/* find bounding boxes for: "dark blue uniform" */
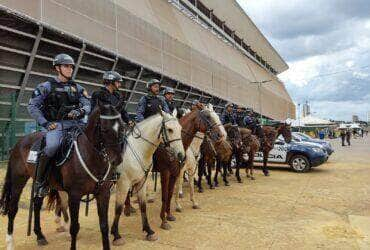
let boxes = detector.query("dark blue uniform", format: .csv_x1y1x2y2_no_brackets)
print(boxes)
136,94,170,122
28,77,90,157
220,111,236,125
91,87,131,123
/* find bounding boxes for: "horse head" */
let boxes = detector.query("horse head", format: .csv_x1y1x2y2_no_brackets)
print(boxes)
277,122,292,143
160,110,186,163
224,124,243,150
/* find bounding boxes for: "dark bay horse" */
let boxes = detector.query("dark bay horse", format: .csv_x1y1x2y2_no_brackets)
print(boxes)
260,123,292,176
236,128,260,181
214,124,245,186
0,104,124,250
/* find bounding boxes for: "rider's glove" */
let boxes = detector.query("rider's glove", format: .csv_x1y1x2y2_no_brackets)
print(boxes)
68,109,84,119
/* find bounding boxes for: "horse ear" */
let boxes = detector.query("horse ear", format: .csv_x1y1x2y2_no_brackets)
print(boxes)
172,108,178,118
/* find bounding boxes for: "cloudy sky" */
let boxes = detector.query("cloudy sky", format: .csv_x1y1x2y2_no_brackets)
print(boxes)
237,0,370,121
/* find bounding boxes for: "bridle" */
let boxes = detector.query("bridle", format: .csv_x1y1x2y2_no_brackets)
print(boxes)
74,112,124,185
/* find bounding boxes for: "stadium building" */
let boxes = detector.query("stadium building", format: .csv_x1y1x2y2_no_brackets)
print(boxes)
0,0,295,159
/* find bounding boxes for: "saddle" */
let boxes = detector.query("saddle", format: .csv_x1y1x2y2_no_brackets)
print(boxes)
27,127,83,166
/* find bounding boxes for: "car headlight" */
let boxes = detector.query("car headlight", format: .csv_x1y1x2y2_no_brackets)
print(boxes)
312,147,323,153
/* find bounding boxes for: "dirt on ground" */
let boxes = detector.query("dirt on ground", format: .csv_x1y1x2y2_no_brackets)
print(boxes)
1,136,370,249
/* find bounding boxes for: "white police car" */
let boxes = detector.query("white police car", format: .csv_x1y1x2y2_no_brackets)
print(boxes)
254,137,328,173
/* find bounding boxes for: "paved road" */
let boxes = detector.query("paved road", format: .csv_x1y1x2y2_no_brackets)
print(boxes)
1,136,369,249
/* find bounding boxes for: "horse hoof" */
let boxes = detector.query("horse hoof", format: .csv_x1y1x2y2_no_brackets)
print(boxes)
214,183,219,187
123,207,131,217
175,207,183,213
179,193,184,199
237,179,243,183
192,204,200,209
56,226,67,233
147,198,155,203
160,222,171,230
198,188,204,193
112,237,125,246
146,233,158,241
166,215,176,221
263,172,270,176
251,176,256,180
37,238,48,246
210,186,215,189
225,182,230,186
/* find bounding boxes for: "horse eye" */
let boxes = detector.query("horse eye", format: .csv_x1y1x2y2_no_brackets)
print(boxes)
168,128,173,133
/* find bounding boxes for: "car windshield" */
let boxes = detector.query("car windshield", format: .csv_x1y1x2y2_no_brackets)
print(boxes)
296,132,311,140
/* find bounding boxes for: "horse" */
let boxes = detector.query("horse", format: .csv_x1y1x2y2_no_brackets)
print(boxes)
0,104,125,250
197,135,217,192
236,128,260,181
260,123,292,176
110,110,186,245
214,124,245,186
174,105,231,213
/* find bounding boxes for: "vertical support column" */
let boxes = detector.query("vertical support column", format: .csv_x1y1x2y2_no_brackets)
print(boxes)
16,25,43,108
181,87,192,108
72,42,86,80
125,67,143,109
111,56,119,71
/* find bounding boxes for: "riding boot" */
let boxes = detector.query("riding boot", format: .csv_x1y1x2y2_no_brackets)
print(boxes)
35,154,50,198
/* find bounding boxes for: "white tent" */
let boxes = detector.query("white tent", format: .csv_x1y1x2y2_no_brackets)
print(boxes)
286,115,334,127
349,123,361,129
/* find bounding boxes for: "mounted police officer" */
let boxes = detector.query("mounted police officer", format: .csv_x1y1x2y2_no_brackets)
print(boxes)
235,105,246,127
91,71,133,126
244,108,265,143
162,87,176,113
28,53,90,197
136,79,170,122
220,103,236,125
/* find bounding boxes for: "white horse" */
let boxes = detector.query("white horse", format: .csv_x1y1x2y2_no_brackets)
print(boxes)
110,110,185,245
175,104,226,212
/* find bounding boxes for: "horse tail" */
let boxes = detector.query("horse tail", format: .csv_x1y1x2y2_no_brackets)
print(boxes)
47,189,60,211
0,161,12,216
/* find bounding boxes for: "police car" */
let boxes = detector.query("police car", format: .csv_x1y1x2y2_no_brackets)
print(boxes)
292,132,334,155
254,137,328,173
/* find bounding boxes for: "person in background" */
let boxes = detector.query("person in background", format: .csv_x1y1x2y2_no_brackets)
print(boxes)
220,103,236,125
346,129,351,146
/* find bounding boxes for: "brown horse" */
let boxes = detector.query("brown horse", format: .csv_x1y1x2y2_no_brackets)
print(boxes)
0,104,124,250
237,128,260,181
260,123,292,176
214,124,245,186
125,104,231,230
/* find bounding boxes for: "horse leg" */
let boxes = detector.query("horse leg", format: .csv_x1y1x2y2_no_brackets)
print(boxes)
123,192,132,217
56,191,69,233
33,196,48,245
249,152,256,180
197,157,204,193
160,170,171,230
222,161,230,186
235,155,242,183
178,168,185,199
166,173,177,220
214,161,220,187
111,178,129,246
95,190,110,250
189,170,200,209
137,182,157,241
68,195,81,250
175,168,184,213
207,162,214,189
4,176,28,250
262,152,270,176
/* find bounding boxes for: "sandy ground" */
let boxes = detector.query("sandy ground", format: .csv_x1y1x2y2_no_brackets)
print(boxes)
1,136,370,249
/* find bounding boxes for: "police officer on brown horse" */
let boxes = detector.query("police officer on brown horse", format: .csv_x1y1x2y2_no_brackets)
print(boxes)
27,53,90,197
136,79,170,121
91,70,133,126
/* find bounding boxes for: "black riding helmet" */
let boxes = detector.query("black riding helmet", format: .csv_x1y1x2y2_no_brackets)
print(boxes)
163,86,175,95
103,71,123,84
53,53,75,67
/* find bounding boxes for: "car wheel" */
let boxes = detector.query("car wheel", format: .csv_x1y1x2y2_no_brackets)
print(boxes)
289,155,310,173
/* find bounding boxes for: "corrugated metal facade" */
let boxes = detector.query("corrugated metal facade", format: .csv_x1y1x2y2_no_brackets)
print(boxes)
0,0,295,120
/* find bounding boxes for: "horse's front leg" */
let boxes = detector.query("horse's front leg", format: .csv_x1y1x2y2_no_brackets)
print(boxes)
235,154,242,183
175,168,184,212
189,168,200,209
214,160,220,187
55,191,69,232
111,178,129,246
68,194,82,250
248,152,256,180
207,161,214,189
166,173,178,220
197,157,205,193
262,151,270,176
95,189,111,250
160,170,171,230
137,182,158,241
222,161,230,186
34,196,48,246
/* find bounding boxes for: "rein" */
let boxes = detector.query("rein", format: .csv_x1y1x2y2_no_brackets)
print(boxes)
73,113,123,185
